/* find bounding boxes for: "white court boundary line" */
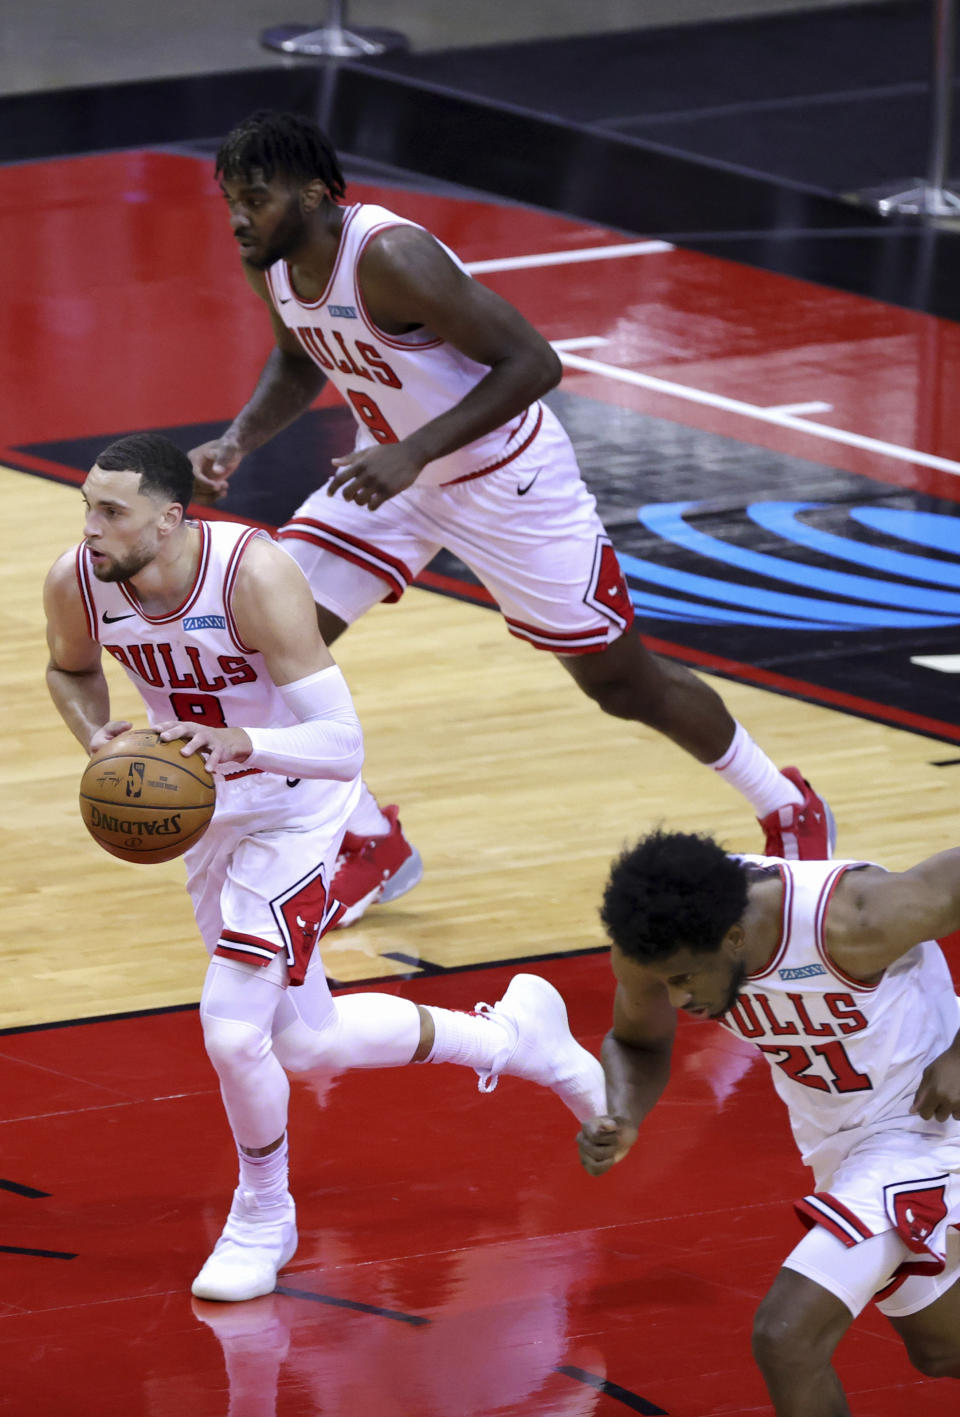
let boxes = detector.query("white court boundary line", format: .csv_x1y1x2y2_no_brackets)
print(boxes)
767,401,833,417
466,240,673,274
550,339,960,479
911,655,960,672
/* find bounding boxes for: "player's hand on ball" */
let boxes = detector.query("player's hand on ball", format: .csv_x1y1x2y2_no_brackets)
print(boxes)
576,1116,639,1176
88,720,134,755
80,729,216,863
157,721,253,773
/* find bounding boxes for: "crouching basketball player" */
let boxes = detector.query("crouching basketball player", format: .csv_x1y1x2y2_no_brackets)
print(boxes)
578,830,960,1415
43,432,605,1303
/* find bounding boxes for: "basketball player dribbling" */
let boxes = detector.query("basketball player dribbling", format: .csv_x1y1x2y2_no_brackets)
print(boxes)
190,109,835,929
43,431,607,1302
580,829,960,1415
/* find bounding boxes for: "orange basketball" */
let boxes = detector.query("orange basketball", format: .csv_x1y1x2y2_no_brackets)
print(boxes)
79,729,216,864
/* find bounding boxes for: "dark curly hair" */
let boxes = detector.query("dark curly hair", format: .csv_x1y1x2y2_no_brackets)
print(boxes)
94,433,194,508
601,830,748,963
216,110,346,199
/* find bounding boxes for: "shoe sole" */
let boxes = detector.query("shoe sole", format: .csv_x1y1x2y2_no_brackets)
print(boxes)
378,846,424,904
190,1228,298,1302
780,766,837,859
333,884,383,929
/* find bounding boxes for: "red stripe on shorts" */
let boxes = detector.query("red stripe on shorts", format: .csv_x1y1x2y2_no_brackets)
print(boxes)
279,519,413,603
216,930,281,969
505,616,613,654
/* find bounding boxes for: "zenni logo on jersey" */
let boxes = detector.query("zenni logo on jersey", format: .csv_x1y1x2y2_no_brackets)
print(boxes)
327,304,357,319
183,615,227,631
778,963,828,981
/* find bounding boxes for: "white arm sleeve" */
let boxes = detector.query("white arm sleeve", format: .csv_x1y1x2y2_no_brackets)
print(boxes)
243,665,363,780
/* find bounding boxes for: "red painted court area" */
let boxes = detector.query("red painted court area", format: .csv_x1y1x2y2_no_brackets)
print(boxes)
1,955,957,1417
3,149,960,503
0,151,621,449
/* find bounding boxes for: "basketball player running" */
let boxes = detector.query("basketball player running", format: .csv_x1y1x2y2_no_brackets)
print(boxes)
43,432,606,1303
578,829,960,1415
190,109,834,927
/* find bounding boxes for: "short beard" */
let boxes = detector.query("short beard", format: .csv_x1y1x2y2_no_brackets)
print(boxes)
713,960,749,1019
244,202,310,270
239,248,274,272
91,545,154,583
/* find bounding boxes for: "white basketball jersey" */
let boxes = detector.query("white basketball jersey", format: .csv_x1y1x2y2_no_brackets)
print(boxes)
718,857,960,1181
75,521,298,735
264,203,543,487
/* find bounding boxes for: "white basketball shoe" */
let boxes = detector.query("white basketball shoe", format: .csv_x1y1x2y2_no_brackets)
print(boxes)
474,973,606,1122
191,1188,298,1302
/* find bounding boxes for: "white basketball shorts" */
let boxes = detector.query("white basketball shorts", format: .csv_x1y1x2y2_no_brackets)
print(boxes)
183,768,360,984
787,1128,960,1318
278,403,634,655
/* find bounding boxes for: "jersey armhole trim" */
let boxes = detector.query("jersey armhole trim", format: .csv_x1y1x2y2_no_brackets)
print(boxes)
223,525,264,654
74,544,98,641
354,220,445,351
748,864,793,980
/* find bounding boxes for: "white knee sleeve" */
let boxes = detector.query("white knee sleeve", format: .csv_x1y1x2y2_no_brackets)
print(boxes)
271,960,421,1073
200,957,290,1149
201,1012,273,1081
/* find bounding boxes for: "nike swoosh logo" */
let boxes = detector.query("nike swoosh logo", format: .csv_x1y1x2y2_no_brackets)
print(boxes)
517,470,541,496
102,611,135,623
286,777,301,788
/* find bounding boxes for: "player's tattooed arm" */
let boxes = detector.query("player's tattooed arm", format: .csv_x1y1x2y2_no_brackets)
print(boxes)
189,266,326,501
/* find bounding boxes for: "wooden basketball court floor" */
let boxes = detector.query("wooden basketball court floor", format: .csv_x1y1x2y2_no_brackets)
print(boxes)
2,146,960,1415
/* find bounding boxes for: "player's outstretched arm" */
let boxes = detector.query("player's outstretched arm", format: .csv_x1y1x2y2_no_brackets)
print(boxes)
578,958,677,1177
43,551,130,753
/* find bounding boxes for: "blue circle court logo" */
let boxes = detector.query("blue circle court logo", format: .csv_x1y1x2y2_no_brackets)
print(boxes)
620,500,960,632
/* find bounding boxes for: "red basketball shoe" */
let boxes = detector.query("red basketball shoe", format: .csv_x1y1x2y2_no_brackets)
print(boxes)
331,804,423,927
758,767,836,860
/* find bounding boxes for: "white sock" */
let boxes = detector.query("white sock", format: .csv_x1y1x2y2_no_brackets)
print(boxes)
237,1134,290,1207
710,722,803,817
422,1005,513,1073
344,781,390,837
